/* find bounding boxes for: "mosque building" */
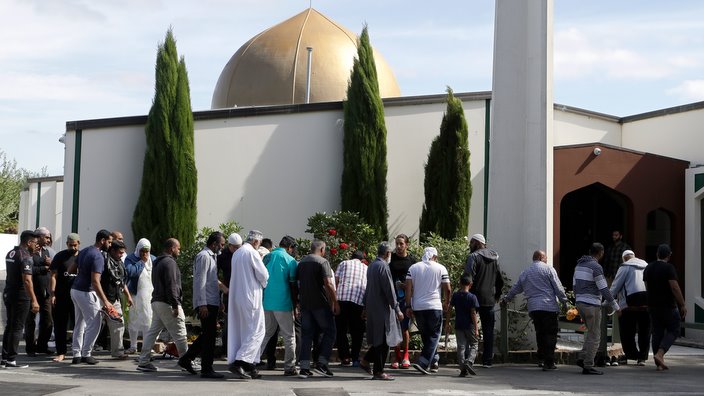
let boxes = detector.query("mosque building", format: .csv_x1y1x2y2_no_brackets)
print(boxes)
19,7,704,339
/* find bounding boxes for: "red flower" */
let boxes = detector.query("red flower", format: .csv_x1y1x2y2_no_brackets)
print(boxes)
330,248,338,255
328,229,337,236
339,242,349,250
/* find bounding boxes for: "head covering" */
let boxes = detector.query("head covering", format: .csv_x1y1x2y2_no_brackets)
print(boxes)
134,238,152,255
422,247,438,263
247,229,264,242
470,234,486,244
228,233,243,246
257,246,270,257
66,233,80,242
621,249,634,258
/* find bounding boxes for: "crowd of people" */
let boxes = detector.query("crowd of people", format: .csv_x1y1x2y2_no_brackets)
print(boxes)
1,227,687,381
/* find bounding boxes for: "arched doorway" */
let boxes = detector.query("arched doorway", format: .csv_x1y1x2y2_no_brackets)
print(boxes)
559,183,632,288
645,208,672,262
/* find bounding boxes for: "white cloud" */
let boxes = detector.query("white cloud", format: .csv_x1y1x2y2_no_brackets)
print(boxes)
666,80,704,102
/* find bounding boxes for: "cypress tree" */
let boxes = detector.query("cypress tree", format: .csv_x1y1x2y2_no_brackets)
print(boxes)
132,28,197,251
341,26,389,239
419,87,472,239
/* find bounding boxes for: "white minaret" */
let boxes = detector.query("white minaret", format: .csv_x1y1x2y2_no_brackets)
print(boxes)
487,0,554,283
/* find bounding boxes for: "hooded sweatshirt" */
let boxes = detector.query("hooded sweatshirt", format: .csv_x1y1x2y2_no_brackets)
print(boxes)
466,248,504,307
609,257,648,309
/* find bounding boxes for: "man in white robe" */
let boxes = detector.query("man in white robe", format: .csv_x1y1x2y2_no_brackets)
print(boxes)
227,230,269,379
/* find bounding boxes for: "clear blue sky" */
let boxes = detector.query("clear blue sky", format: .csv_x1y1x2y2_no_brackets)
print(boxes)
2,0,703,175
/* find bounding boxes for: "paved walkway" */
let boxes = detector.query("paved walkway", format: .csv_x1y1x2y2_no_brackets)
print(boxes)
1,346,703,396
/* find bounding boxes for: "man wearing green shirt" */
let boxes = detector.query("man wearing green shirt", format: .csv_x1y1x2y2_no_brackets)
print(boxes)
258,236,299,376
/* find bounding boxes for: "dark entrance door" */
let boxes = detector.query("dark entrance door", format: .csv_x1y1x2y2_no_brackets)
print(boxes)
559,183,631,289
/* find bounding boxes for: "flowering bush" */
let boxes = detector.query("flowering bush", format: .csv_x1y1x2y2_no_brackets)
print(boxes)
298,211,377,268
407,233,469,288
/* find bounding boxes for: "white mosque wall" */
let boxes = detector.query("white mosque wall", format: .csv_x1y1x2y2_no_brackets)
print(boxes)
18,177,64,252
62,98,489,248
622,107,704,165
685,167,704,339
553,108,621,147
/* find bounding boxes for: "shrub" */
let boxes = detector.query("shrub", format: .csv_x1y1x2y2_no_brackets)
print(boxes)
301,211,378,269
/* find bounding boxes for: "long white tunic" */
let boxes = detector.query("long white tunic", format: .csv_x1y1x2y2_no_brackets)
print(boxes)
227,243,269,364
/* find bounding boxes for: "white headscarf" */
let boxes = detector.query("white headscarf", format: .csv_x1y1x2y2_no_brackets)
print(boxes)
422,247,438,263
134,238,152,256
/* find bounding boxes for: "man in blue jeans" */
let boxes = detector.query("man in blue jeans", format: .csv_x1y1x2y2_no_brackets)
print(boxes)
296,240,339,378
405,247,451,374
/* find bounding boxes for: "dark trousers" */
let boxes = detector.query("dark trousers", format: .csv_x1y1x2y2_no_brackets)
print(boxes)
263,327,278,368
363,341,389,375
478,306,495,365
650,307,681,354
182,305,218,373
619,308,650,361
335,301,365,361
529,310,559,365
25,295,53,353
300,307,336,367
414,309,443,368
52,294,75,355
2,297,30,361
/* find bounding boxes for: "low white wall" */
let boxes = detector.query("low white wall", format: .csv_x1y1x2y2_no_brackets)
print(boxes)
0,233,18,271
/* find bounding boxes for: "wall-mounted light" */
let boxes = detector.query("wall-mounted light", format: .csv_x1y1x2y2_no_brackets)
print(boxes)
58,134,66,144
593,147,602,156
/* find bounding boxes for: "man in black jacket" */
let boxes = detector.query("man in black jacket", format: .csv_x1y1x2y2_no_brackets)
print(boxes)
136,239,196,373
25,227,55,356
464,234,504,368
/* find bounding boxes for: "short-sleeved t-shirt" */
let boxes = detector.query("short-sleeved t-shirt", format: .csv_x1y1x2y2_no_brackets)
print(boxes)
450,290,479,330
296,254,333,310
4,246,34,301
644,260,678,309
263,247,298,311
72,246,105,292
406,261,450,311
49,249,78,296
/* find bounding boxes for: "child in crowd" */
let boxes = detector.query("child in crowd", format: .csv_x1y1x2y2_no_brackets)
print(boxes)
447,275,479,377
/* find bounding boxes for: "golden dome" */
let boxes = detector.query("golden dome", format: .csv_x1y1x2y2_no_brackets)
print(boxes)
211,8,401,108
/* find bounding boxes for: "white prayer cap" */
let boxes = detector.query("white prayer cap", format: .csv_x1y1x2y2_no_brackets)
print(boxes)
35,227,51,236
470,234,486,244
622,249,635,258
247,230,264,242
228,233,243,246
422,247,438,263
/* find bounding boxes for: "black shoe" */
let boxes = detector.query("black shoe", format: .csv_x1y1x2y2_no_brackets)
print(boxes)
37,349,55,355
81,356,99,365
411,363,430,375
582,367,603,375
200,371,224,379
26,352,37,357
178,358,198,375
228,365,252,379
459,368,468,377
313,363,333,378
298,368,314,379
542,364,558,371
576,359,584,368
537,360,544,368
71,357,81,365
249,369,262,379
464,362,477,376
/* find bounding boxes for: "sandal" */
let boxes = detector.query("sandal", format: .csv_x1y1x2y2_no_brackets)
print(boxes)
372,373,395,381
359,361,373,375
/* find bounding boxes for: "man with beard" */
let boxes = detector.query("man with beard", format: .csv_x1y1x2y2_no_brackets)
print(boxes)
49,233,81,362
465,234,504,368
360,242,403,380
70,229,114,365
25,227,55,357
180,232,226,379
217,233,242,354
228,230,269,379
100,240,132,359
388,234,416,369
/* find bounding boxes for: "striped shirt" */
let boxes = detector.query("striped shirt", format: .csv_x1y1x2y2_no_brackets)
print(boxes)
573,255,618,309
505,261,567,313
335,258,368,306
